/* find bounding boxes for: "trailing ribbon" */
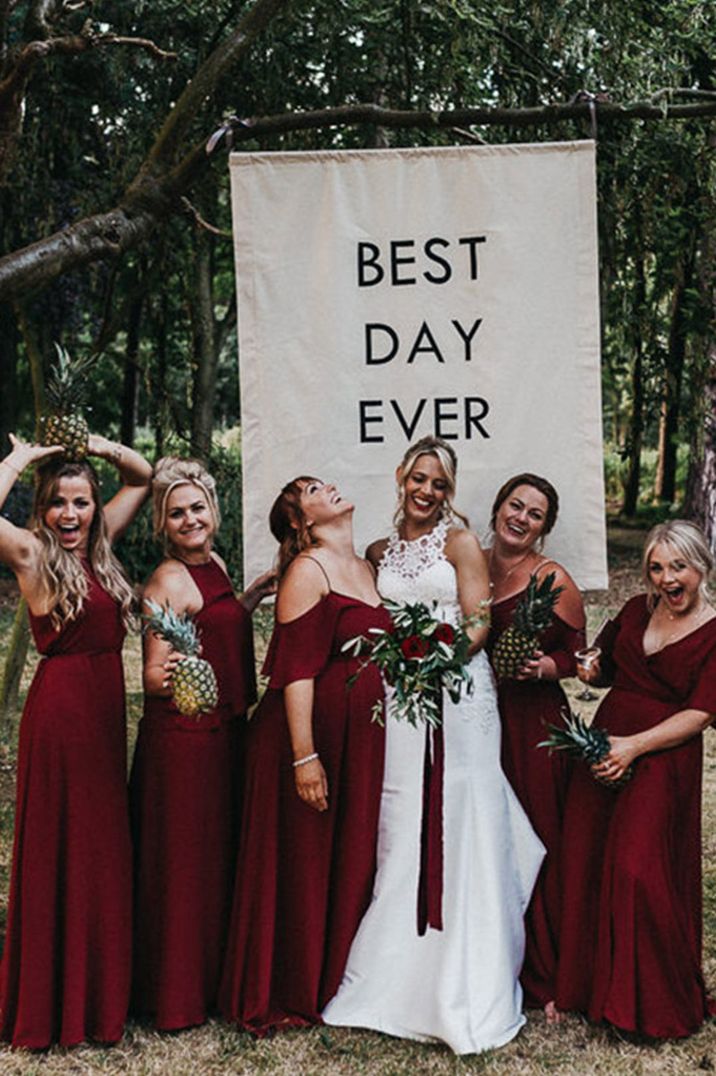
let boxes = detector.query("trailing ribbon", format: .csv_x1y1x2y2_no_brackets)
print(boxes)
417,692,444,935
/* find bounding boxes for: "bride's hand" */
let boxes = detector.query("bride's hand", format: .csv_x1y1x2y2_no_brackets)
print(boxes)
294,758,329,812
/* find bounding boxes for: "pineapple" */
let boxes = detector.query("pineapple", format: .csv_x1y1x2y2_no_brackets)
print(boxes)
538,709,632,789
492,571,565,679
41,343,94,460
144,598,219,718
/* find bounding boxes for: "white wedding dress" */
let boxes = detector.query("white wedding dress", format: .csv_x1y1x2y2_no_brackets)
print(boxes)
323,520,545,1054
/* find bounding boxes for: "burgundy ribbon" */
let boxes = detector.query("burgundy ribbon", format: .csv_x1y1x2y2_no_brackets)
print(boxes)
417,694,444,936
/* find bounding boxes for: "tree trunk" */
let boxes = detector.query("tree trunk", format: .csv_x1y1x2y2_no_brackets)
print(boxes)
189,229,217,461
654,247,694,503
120,287,144,447
0,301,18,452
622,232,646,517
0,599,29,724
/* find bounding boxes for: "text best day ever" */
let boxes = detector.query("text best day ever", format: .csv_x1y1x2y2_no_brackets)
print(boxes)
355,235,491,445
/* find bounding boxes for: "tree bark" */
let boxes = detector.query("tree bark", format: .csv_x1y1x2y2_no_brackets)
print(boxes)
189,229,218,461
0,300,18,452
120,287,144,448
622,246,646,517
0,598,29,725
654,245,695,503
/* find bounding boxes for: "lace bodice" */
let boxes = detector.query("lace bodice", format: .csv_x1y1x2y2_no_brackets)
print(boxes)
378,519,462,623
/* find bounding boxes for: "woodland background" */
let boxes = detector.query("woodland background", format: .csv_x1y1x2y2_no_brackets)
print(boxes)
0,2,715,1071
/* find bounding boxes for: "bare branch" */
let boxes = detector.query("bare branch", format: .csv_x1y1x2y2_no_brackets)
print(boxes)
24,0,62,41
0,32,176,109
181,197,233,239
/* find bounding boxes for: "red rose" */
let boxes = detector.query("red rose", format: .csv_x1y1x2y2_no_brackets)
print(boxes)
401,634,429,659
434,623,455,645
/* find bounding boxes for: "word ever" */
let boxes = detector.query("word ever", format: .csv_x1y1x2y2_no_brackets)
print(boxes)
359,397,490,443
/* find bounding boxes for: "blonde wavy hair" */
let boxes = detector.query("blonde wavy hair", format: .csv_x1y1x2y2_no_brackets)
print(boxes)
394,436,469,530
642,519,714,611
152,457,220,552
32,461,136,631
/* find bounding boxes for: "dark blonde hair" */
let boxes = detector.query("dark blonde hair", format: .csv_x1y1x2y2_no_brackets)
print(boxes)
152,457,220,550
32,460,136,630
642,519,714,611
269,476,320,577
395,436,469,529
490,473,559,538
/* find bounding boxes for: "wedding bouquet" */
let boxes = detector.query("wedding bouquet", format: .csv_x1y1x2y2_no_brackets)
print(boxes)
342,599,482,728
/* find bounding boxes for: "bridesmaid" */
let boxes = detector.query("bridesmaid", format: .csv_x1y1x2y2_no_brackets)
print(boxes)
555,519,716,1038
130,457,274,1030
0,433,151,1049
486,473,585,1018
219,475,390,1033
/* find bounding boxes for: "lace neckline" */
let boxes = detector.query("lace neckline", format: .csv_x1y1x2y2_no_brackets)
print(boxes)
381,518,450,579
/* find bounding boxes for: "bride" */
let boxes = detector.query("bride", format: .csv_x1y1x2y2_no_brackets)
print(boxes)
323,436,545,1054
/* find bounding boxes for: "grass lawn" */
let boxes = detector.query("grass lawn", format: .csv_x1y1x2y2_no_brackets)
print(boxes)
0,526,714,1074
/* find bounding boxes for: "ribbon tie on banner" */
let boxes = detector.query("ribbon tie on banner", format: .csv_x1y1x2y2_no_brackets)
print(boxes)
417,694,444,936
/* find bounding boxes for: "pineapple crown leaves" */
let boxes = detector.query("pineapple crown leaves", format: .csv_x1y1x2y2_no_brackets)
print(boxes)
513,571,566,635
45,343,96,412
143,597,201,657
537,707,610,762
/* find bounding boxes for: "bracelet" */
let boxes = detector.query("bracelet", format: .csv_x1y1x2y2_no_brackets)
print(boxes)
292,752,319,768
1,459,21,478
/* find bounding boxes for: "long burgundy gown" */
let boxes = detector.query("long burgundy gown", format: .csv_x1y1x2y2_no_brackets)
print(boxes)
0,571,132,1048
555,595,716,1038
219,591,389,1033
488,596,584,1008
130,558,256,1030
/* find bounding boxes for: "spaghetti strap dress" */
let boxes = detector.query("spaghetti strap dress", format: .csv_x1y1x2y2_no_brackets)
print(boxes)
130,557,256,1030
219,588,390,1034
0,570,132,1049
488,592,584,1008
555,595,716,1038
323,521,545,1054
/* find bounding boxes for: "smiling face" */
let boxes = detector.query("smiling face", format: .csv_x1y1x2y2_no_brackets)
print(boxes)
494,483,549,554
400,453,448,531
164,482,216,557
43,475,97,555
647,541,704,617
299,478,353,527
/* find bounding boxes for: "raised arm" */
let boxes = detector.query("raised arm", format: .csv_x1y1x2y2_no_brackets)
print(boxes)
446,528,491,654
277,557,330,812
88,435,153,543
0,434,62,579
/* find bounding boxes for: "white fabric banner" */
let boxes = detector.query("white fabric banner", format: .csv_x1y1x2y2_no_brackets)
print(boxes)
230,142,608,589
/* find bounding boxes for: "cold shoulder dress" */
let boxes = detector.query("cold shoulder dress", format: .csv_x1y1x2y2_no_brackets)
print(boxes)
0,570,132,1048
219,589,390,1033
130,557,256,1029
555,595,716,1038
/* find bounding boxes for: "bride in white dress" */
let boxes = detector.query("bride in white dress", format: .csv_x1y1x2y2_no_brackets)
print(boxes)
323,437,545,1055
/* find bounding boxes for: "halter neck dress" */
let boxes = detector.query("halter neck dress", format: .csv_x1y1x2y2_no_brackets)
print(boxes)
130,557,256,1029
0,569,131,1048
323,520,545,1054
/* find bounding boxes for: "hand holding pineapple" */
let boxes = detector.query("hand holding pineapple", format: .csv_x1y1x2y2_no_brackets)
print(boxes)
2,433,64,478
143,597,219,718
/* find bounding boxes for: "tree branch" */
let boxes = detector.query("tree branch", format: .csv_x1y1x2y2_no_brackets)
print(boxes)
0,31,176,108
3,17,716,307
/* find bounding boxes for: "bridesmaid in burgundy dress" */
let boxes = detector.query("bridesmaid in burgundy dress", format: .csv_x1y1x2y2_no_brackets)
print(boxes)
486,473,585,1019
130,457,274,1030
555,519,716,1039
0,433,152,1049
219,475,389,1033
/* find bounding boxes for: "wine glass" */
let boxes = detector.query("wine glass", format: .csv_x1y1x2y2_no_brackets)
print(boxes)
574,646,601,702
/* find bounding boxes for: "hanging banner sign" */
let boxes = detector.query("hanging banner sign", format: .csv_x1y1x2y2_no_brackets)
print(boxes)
230,141,608,588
